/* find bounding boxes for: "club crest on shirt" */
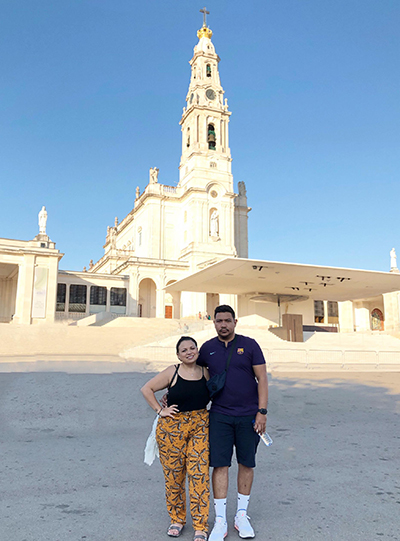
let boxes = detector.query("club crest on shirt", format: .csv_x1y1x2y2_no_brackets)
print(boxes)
237,348,244,355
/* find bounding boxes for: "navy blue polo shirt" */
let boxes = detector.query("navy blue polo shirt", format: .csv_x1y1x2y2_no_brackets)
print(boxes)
198,334,266,416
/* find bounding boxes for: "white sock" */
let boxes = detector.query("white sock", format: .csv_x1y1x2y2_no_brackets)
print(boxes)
237,492,250,514
214,498,227,522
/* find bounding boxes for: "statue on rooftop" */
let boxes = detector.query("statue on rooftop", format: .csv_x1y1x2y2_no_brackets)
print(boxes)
149,167,159,184
38,206,47,235
390,248,398,270
238,181,247,196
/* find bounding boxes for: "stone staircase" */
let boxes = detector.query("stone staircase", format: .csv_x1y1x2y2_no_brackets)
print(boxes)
1,318,399,372
0,318,209,358
120,325,400,372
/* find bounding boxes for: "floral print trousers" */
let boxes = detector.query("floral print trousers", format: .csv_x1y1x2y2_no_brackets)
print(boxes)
156,409,209,532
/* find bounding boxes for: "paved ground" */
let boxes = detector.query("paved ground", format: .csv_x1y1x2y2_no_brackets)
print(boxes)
1,368,399,541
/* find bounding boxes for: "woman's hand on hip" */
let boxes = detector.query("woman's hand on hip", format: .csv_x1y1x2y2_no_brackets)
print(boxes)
160,404,179,419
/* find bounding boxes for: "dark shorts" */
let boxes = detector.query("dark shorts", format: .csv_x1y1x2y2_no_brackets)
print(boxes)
209,412,260,468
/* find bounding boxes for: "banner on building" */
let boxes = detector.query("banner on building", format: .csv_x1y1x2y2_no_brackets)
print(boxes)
32,267,48,318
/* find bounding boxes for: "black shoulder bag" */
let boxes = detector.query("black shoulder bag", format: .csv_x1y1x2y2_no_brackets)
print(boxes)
206,336,237,400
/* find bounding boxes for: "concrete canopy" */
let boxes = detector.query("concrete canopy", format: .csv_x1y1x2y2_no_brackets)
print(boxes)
165,258,400,302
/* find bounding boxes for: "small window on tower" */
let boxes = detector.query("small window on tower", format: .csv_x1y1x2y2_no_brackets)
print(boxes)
206,64,212,78
208,124,216,150
187,127,190,148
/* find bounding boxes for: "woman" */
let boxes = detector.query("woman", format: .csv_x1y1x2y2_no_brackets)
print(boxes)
141,336,210,541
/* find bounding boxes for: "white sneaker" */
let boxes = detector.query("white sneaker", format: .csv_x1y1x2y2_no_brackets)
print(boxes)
234,511,255,538
209,516,228,541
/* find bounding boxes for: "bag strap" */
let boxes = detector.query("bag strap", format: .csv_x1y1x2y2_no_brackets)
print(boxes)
168,364,179,390
224,336,237,373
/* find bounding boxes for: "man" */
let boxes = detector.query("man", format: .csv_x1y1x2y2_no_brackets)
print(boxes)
198,305,268,540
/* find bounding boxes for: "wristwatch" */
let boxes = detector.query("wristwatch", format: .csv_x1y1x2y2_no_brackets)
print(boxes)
258,408,268,415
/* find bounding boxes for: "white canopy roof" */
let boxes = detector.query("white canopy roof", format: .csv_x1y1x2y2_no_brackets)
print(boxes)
166,258,400,302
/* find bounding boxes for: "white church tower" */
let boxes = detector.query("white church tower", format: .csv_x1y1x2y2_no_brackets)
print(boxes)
90,11,250,318
178,10,249,266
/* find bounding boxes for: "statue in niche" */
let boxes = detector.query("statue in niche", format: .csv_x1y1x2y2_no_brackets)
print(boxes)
38,206,48,235
238,181,247,196
390,248,397,269
210,210,219,237
149,167,159,184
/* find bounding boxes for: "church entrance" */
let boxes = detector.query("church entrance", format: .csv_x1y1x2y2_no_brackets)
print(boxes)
166,281,180,319
371,308,384,331
138,278,156,318
0,263,19,323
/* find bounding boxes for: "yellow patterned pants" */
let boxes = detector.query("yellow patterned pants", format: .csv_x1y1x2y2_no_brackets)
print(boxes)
156,409,209,532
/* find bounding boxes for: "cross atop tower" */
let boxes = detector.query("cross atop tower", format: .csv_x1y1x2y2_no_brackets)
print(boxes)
200,7,209,27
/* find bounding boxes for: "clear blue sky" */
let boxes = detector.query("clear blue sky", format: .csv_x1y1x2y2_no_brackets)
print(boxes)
1,1,399,272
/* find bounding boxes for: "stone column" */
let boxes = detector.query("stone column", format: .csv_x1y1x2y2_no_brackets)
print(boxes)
105,285,111,313
383,292,400,332
127,271,138,316
155,274,166,318
353,303,370,332
219,294,238,316
14,254,35,324
338,301,354,333
45,257,59,323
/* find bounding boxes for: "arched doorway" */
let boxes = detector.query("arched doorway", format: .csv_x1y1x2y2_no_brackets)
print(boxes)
371,308,384,331
138,278,157,318
166,280,180,319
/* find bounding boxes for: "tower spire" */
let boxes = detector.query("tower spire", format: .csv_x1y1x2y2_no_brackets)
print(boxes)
200,7,210,27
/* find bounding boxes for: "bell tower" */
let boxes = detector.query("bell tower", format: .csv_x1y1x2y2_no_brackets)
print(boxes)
178,10,233,192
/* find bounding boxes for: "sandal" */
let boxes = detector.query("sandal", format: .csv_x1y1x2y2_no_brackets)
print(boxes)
193,533,207,541
167,524,184,537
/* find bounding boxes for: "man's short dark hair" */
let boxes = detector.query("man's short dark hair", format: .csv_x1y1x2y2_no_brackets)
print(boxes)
214,305,236,320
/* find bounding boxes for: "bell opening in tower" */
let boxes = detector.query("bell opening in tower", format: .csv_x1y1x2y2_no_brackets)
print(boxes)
208,124,216,150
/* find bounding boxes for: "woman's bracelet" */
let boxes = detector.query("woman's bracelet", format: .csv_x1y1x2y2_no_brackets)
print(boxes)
157,407,163,416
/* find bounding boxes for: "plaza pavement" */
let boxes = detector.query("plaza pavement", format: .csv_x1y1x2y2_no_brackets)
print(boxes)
0,364,399,541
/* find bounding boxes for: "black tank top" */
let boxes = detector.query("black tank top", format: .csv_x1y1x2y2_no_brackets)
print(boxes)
167,366,209,412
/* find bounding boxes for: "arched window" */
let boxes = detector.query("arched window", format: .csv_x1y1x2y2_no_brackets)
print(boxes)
208,124,216,150
187,127,190,148
371,308,384,331
206,64,212,78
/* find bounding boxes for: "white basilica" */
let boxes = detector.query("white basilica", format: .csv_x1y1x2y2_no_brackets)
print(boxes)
82,20,249,320
1,16,400,335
